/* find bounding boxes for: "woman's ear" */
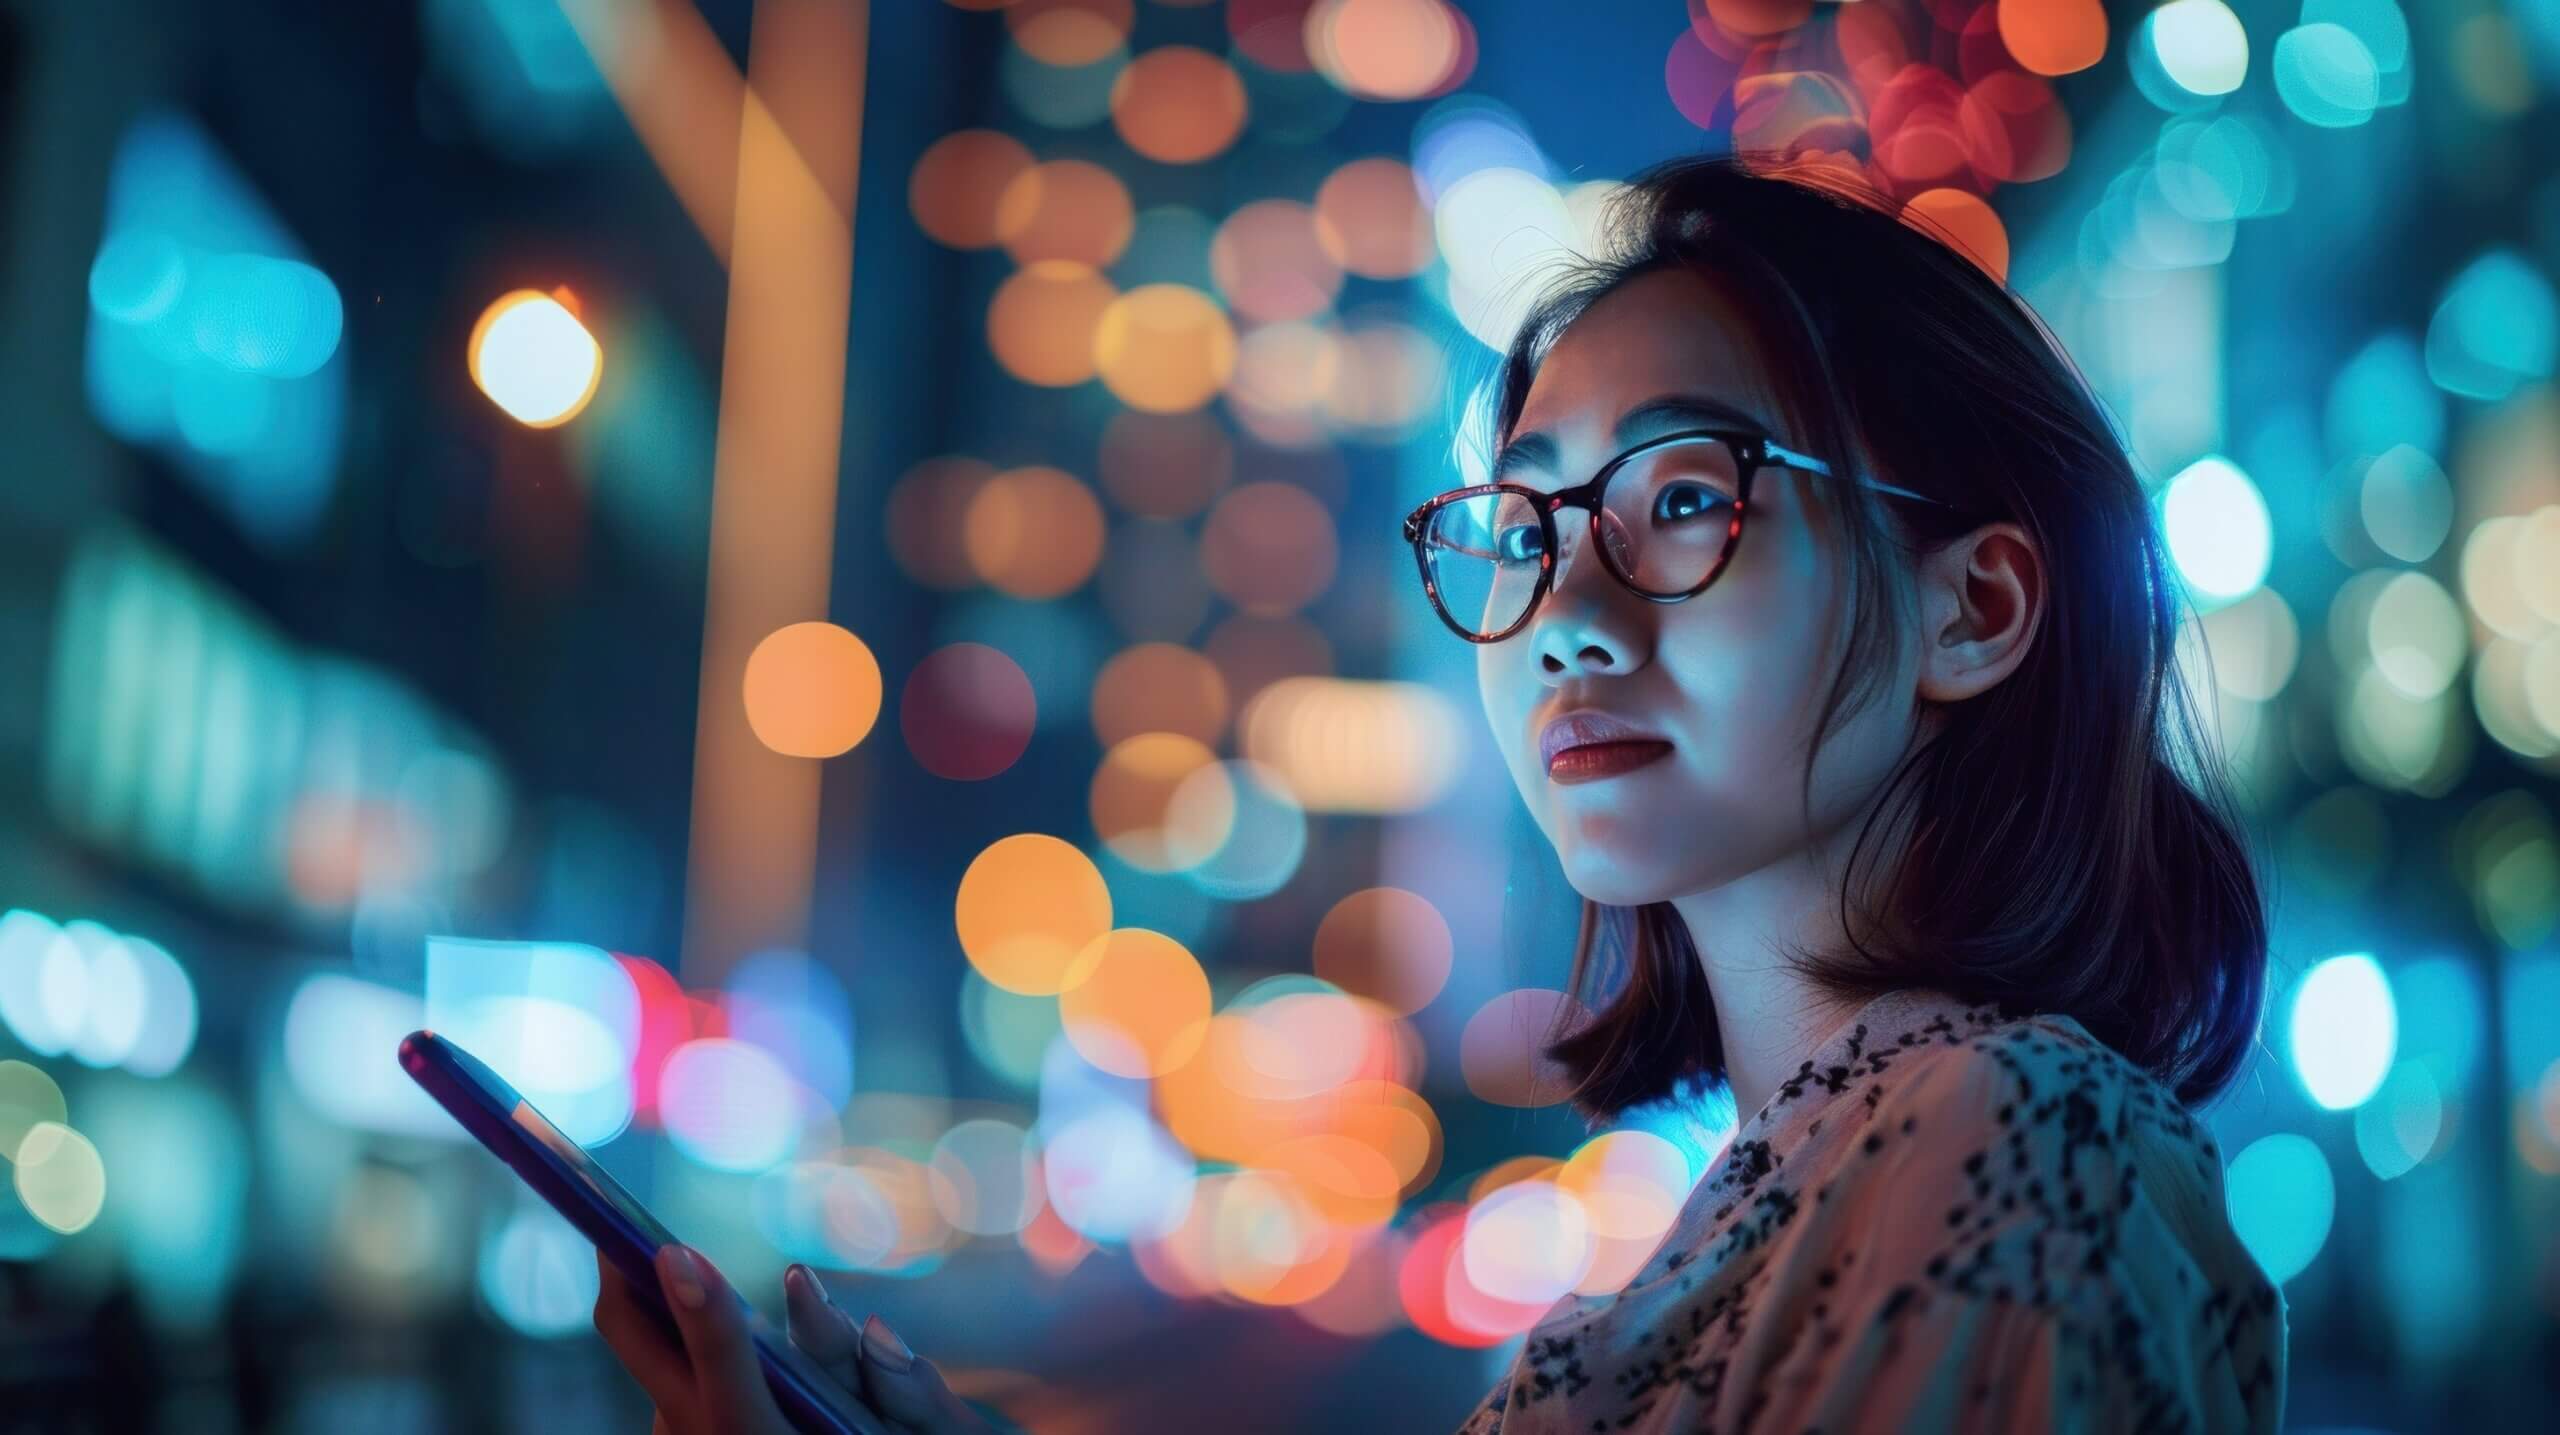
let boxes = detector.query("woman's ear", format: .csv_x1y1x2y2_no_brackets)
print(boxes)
1913,521,2044,704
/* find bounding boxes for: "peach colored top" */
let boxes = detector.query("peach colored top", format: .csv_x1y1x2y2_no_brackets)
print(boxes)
1458,987,2287,1434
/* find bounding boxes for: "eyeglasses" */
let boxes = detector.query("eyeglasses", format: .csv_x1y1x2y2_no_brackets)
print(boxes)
1401,426,1947,643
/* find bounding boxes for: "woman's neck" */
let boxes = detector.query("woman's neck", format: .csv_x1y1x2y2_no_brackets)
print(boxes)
1667,826,1889,1127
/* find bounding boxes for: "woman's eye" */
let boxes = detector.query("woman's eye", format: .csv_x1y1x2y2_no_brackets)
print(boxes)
1494,524,1544,562
1653,482,1729,524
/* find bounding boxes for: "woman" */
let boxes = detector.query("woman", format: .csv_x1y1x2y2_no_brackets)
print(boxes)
592,150,2289,1433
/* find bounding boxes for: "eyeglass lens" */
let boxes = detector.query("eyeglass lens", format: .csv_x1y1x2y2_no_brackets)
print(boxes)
1419,435,1744,638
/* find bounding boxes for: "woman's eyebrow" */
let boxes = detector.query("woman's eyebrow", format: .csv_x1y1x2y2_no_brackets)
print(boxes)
1491,392,1775,483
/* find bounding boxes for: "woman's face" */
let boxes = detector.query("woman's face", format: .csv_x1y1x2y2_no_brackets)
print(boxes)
1476,266,1923,909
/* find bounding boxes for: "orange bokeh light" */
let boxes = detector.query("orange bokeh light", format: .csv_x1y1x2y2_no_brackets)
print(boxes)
996,159,1136,267
909,129,1036,250
987,260,1118,386
1110,46,1248,164
1094,283,1238,413
1056,927,1213,1077
1900,186,2010,284
1210,199,1344,324
1091,642,1230,749
1314,157,1435,279
1999,0,2109,78
1313,887,1453,1015
740,621,883,759
1089,732,1227,872
963,465,1107,598
1006,0,1134,66
954,833,1114,995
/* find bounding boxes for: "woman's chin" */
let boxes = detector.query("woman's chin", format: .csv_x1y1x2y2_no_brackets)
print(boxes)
1556,854,1678,909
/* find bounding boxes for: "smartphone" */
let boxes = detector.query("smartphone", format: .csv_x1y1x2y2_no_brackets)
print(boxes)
399,1029,891,1435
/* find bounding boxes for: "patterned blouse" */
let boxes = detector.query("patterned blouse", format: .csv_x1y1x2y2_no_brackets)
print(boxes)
1458,986,2287,1434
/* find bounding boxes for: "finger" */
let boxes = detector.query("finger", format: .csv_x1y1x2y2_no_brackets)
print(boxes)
856,1313,981,1434
784,1264,865,1392
656,1243,784,1427
595,1249,696,1417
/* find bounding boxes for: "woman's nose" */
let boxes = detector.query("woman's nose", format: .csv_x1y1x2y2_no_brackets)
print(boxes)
1531,512,1650,678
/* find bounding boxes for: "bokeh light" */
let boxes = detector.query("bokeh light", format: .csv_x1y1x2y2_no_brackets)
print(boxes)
14,1122,107,1235
964,466,1107,599
956,833,1114,995
468,289,603,428
1056,927,1212,1077
741,621,883,759
2226,1132,2334,1284
901,642,1038,780
1109,46,1246,163
2289,953,2398,1110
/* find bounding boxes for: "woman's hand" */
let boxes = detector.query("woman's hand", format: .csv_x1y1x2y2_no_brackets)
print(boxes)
591,1242,998,1434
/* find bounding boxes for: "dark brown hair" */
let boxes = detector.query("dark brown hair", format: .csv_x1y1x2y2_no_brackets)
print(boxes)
1490,151,2269,1122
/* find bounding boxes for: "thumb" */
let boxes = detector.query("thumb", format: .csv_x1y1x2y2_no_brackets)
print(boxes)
656,1243,782,1425
856,1313,979,1433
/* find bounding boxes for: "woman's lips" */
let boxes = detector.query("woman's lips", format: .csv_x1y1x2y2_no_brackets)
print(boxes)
1546,739,1674,785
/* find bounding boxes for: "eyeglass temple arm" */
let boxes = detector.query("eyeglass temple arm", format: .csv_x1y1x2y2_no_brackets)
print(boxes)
1764,439,1948,507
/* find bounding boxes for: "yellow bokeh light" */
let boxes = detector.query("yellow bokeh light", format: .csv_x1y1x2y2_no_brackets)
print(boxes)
988,260,1119,387
963,466,1106,598
1240,676,1466,813
1089,732,1227,872
1057,927,1212,1077
467,289,603,428
741,621,882,759
1094,283,1238,413
14,1121,106,1235
955,833,1114,996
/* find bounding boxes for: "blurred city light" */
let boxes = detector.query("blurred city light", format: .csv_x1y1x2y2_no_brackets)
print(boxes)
468,289,604,427
2289,952,2399,1111
82,109,347,549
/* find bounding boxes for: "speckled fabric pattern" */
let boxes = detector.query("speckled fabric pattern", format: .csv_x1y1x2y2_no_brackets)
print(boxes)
1457,986,2287,1434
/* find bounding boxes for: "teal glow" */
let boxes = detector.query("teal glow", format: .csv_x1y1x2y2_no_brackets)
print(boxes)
2160,456,2273,602
2303,0,2411,104
83,110,346,549
2273,24,2380,128
2226,1132,2333,1284
2130,3,2246,112
2289,953,2398,1110
425,937,640,1146
2391,956,2484,1091
423,0,615,158
2327,331,2443,462
2426,250,2559,402
479,1197,599,1337
2500,952,2560,1094
1001,39,1125,129
85,1074,248,1329
958,968,1062,1091
1177,759,1309,901
1090,841,1226,954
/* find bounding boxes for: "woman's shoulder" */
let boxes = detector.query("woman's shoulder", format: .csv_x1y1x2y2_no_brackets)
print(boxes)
1824,1001,2276,1324
1855,1004,2232,1191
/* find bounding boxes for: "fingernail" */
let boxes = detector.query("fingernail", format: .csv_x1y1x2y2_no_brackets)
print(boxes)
788,1263,830,1306
862,1313,913,1373
660,1244,708,1310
